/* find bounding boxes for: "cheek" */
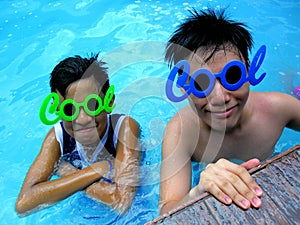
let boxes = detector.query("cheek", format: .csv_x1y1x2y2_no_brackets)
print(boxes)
62,121,74,136
188,95,207,109
236,84,250,100
94,112,107,122
93,113,108,131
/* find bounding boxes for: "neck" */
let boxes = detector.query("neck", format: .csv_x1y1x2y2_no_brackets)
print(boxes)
82,141,99,160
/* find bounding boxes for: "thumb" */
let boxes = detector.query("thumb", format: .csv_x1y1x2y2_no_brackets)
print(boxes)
241,158,260,170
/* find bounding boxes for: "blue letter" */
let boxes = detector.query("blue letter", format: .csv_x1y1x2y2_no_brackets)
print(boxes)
248,45,266,85
165,60,191,102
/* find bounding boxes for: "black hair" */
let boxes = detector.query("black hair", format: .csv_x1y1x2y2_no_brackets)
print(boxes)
50,53,110,97
165,8,253,69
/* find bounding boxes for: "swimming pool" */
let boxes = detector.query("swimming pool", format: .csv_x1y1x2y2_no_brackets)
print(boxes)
1,0,299,224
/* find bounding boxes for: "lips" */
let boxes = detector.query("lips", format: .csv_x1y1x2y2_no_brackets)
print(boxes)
74,125,97,133
206,105,236,119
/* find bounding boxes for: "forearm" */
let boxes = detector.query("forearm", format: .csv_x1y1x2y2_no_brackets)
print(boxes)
85,157,139,214
16,162,108,214
85,182,136,214
84,116,140,214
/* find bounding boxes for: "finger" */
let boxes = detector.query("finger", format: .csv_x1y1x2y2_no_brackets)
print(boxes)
241,158,260,170
220,170,262,208
198,176,233,205
218,159,264,198
201,173,253,209
208,159,263,208
202,167,254,209
200,168,249,208
202,160,263,208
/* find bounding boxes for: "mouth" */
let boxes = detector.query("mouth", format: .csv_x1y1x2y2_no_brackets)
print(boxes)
206,105,237,119
74,125,97,133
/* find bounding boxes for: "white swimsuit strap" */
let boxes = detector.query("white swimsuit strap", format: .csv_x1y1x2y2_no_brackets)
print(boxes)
76,115,111,167
113,115,126,147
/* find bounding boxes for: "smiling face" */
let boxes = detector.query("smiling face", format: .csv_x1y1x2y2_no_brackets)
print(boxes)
185,46,250,132
58,77,109,145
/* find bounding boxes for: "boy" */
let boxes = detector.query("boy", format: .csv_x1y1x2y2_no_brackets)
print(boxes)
16,54,140,215
159,8,300,214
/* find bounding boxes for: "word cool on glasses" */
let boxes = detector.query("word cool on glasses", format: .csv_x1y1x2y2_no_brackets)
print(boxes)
165,45,267,102
39,85,115,125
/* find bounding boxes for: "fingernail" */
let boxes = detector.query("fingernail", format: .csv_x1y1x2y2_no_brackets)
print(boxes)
225,196,232,204
241,199,250,208
252,197,261,207
255,187,263,196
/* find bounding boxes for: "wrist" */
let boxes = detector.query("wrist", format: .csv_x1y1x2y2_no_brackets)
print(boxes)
189,185,205,199
100,159,113,183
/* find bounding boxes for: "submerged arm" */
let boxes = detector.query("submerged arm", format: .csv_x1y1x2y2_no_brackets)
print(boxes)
15,128,109,215
85,116,141,214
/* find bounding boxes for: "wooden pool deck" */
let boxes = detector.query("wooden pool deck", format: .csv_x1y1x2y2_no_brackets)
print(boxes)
147,144,300,225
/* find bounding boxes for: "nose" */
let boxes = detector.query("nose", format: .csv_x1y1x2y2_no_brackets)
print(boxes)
74,107,93,125
208,80,231,105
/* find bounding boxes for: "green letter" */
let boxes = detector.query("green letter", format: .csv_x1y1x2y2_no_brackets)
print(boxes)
103,85,116,113
39,93,60,125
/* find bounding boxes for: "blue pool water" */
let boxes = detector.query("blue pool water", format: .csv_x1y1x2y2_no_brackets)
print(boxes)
1,0,300,224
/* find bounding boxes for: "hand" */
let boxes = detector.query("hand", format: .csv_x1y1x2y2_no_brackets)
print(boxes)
198,158,263,209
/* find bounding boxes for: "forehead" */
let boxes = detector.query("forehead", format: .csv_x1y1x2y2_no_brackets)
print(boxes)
186,45,243,72
65,77,100,101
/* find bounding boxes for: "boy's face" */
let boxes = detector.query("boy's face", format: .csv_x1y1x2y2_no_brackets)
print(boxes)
185,47,250,132
58,77,109,145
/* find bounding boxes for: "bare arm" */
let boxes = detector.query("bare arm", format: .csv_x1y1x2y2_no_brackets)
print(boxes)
15,128,109,215
159,116,194,214
275,92,300,131
159,113,263,214
85,116,141,214
160,144,263,213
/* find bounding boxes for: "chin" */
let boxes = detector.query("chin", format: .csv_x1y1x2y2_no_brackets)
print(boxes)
78,137,100,146
209,118,239,133
74,132,100,146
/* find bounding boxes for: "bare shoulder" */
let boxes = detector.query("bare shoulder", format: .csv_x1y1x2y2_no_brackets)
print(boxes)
249,92,300,130
163,106,199,155
42,127,61,155
250,91,296,100
121,115,140,131
116,115,140,151
167,106,198,128
250,92,299,109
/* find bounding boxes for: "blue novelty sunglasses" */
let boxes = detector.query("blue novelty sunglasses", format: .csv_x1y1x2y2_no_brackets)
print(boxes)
166,45,266,102
182,60,247,98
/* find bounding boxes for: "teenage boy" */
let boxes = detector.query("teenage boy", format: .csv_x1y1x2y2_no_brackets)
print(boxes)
160,8,300,214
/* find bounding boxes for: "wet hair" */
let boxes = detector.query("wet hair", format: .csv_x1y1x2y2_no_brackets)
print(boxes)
50,53,110,97
165,8,253,69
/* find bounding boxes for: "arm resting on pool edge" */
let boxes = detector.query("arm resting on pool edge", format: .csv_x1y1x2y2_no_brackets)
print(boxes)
84,116,141,214
159,158,263,214
15,128,110,215
159,116,263,215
